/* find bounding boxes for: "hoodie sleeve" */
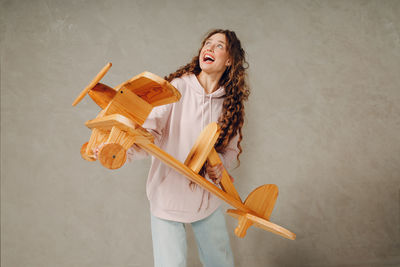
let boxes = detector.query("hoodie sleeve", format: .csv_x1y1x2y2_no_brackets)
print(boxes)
218,133,240,170
142,103,173,146
127,79,177,161
127,103,173,161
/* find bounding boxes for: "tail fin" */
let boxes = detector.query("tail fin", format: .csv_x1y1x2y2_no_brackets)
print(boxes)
244,184,278,220
227,184,296,240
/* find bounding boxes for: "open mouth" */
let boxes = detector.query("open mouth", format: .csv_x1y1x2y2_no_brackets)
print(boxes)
203,53,215,63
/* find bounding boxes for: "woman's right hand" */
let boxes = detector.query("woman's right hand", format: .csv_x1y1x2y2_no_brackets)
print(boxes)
126,144,143,162
206,163,224,185
93,143,105,160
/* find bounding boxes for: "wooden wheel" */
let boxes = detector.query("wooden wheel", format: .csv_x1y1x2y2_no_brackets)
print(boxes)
80,142,96,161
98,143,126,169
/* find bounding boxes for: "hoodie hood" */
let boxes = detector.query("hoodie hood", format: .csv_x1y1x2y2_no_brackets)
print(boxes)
186,74,225,131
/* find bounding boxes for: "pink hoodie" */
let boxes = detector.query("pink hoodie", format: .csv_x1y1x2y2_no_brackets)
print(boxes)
130,73,240,223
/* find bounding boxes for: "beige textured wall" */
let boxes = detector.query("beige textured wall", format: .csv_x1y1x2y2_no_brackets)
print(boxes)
1,0,399,266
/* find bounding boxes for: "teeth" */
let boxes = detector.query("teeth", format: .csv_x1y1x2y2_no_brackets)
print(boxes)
204,55,214,61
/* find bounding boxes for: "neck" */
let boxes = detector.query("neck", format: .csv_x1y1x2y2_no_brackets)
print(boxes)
197,71,223,94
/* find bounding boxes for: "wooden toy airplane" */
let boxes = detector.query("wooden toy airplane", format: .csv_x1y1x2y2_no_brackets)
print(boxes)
72,63,181,169
73,63,296,240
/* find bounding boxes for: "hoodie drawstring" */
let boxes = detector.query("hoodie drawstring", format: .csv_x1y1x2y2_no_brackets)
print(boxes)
201,94,214,210
202,91,205,130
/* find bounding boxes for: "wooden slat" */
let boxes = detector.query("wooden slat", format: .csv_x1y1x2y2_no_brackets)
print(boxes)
227,209,296,240
114,71,181,107
103,87,153,126
85,114,154,142
86,114,137,133
184,123,220,173
106,126,136,150
85,128,109,157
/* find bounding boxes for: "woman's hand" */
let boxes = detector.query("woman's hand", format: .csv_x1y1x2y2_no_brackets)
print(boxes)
206,163,224,185
126,144,142,162
93,143,105,160
206,162,235,184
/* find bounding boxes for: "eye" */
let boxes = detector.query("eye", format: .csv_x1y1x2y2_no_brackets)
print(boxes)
217,44,224,49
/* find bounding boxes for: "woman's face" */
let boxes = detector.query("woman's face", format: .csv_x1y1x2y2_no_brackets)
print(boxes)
199,33,231,75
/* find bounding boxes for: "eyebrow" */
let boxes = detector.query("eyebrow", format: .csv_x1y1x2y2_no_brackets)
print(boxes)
206,38,226,45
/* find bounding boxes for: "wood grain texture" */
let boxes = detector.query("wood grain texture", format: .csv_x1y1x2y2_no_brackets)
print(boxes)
85,128,109,158
227,209,296,240
234,212,253,238
115,71,181,107
103,86,153,126
88,83,117,109
106,126,136,150
80,142,96,161
98,143,126,169
184,123,220,173
86,114,137,133
85,114,154,142
244,184,278,221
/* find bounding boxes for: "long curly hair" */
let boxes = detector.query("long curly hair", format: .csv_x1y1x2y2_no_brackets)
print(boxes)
165,29,250,164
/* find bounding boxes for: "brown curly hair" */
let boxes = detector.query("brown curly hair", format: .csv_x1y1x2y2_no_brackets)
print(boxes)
165,29,250,164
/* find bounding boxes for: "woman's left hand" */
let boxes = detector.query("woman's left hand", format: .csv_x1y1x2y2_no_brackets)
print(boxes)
206,163,224,184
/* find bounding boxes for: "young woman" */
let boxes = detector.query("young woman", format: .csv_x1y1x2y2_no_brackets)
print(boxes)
129,29,250,267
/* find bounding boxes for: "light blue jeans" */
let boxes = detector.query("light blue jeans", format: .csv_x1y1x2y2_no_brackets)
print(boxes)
151,208,234,267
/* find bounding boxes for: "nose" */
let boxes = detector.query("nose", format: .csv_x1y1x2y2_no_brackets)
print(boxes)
206,43,215,52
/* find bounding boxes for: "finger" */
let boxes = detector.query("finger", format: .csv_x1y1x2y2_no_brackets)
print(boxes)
217,164,224,171
211,177,221,185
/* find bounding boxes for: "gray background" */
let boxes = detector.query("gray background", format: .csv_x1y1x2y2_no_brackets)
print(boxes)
1,0,399,266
